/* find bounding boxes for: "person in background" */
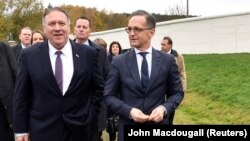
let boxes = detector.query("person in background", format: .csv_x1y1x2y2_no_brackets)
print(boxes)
92,37,109,141
12,7,104,141
161,36,187,124
93,38,107,48
12,27,32,61
161,36,186,91
93,38,108,54
106,41,123,141
108,41,122,63
104,10,184,141
74,16,109,141
0,41,17,141
31,30,46,45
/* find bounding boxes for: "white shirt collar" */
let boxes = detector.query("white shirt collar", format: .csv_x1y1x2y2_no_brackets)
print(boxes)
21,43,29,48
167,50,171,54
48,40,71,57
83,40,89,46
75,39,89,46
134,46,153,54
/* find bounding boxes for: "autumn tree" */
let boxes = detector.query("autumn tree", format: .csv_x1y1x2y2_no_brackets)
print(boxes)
9,0,44,41
61,5,87,32
0,0,44,41
0,0,10,40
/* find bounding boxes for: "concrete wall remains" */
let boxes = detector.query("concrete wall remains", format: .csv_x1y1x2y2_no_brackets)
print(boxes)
90,12,250,54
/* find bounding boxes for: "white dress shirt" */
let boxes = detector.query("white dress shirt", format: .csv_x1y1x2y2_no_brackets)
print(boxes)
132,47,167,116
49,40,74,95
21,43,30,48
134,47,152,79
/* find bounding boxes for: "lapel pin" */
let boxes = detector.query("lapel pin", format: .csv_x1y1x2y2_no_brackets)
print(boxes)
76,54,79,58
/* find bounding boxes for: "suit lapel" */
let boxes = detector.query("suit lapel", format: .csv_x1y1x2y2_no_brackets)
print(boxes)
65,41,81,94
39,41,61,95
146,48,162,93
125,49,141,89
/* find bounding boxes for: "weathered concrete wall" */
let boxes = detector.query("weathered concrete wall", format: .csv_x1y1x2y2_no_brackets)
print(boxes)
90,12,250,54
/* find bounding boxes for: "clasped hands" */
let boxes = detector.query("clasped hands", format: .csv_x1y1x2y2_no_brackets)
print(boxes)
129,106,166,123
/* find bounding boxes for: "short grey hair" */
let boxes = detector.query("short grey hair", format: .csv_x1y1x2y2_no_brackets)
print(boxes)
42,7,70,26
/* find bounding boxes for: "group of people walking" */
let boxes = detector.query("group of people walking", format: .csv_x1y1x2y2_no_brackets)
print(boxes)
0,6,186,141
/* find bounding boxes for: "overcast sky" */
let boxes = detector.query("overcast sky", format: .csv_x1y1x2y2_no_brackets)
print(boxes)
43,0,250,17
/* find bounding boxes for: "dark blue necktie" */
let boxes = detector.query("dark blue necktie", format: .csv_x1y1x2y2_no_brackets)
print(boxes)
55,51,63,93
139,52,149,91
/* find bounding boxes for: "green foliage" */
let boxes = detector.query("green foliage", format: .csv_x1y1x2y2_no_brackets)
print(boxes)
9,0,44,41
0,0,44,41
0,0,9,40
175,53,250,124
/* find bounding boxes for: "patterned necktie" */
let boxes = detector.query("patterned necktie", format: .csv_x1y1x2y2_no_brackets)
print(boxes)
139,52,149,91
55,51,63,93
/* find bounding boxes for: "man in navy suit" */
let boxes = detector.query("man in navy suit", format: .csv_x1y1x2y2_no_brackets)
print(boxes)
104,10,184,141
74,16,110,141
12,7,104,141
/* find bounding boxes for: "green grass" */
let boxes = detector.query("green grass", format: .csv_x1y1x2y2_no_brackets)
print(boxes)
175,53,250,124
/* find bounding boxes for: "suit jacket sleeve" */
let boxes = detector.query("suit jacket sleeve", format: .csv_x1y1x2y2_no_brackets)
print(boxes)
0,41,18,125
92,42,110,81
164,56,184,115
104,57,132,119
90,49,105,116
12,49,32,133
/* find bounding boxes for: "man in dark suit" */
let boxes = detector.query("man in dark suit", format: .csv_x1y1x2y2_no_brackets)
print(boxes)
12,7,104,141
0,41,17,141
12,27,32,61
74,17,109,141
104,10,184,141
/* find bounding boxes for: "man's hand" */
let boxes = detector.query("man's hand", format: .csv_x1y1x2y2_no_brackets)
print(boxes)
148,105,166,123
130,108,149,123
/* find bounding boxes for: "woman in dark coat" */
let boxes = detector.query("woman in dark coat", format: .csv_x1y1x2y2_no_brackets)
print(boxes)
107,41,122,141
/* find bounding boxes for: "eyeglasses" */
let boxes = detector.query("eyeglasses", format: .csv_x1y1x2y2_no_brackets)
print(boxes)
125,27,152,34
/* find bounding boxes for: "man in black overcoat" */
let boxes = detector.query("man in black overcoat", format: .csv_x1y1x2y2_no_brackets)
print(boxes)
0,41,17,141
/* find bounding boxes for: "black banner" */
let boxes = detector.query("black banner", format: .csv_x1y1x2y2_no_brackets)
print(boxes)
124,125,249,140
